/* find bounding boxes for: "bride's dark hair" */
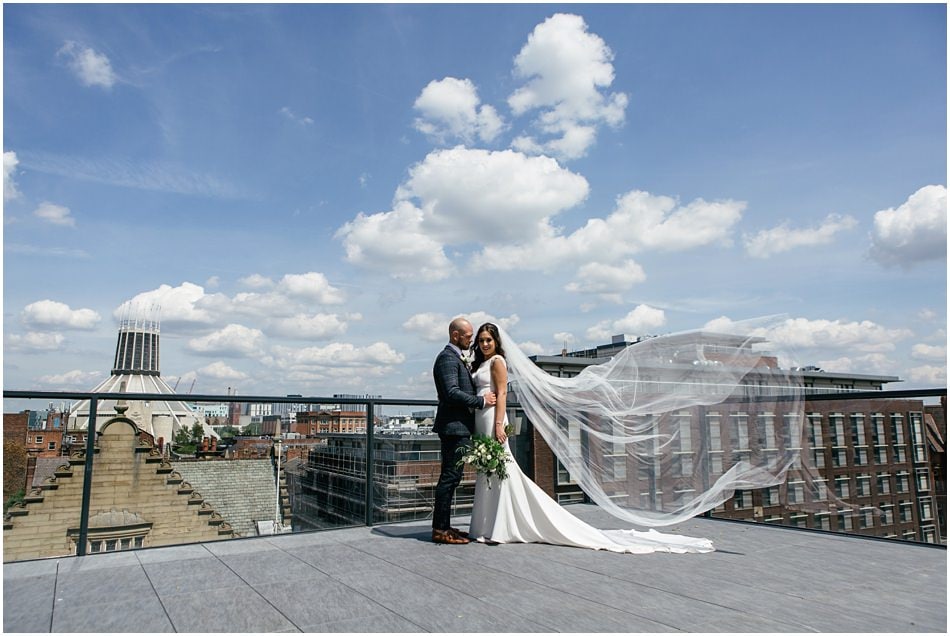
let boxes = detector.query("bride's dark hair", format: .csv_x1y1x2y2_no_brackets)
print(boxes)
471,322,506,372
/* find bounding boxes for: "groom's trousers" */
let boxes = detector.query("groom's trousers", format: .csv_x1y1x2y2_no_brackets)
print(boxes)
433,434,469,530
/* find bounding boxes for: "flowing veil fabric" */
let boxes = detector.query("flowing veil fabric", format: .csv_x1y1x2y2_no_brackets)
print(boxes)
496,318,817,527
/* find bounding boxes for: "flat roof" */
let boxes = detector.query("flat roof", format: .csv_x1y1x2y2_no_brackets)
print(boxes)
4,504,944,632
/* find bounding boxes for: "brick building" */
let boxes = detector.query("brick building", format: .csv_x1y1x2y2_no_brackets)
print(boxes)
3,407,235,562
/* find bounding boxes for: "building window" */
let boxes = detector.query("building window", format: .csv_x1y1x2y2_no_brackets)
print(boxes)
837,512,853,531
709,452,723,475
757,413,777,449
807,413,823,447
815,513,831,530
853,448,868,466
811,449,825,468
47,441,57,450
832,448,848,468
812,479,828,501
736,490,752,509
556,460,576,486
915,469,930,492
880,505,894,526
860,507,875,529
922,527,937,544
764,486,780,506
675,414,692,452
35,435,44,444
835,477,850,499
829,414,845,446
707,414,721,451
850,414,866,446
784,413,802,451
856,475,872,497
787,481,805,504
730,413,750,451
871,413,886,443
899,501,913,523
893,446,907,463
874,446,888,464
789,514,808,528
877,474,891,495
918,499,933,521
890,414,905,444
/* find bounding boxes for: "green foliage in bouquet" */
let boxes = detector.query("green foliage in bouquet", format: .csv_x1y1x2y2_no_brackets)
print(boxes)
456,430,512,486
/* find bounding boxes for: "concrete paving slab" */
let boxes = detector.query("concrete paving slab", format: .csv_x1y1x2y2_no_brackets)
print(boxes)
159,585,296,633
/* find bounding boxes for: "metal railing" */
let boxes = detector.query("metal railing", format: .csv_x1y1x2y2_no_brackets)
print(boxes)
4,386,946,561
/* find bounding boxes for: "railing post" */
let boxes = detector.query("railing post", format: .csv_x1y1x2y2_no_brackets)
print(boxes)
364,400,375,527
76,397,98,556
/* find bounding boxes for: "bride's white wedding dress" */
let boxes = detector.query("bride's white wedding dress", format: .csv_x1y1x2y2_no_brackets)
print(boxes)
467,355,714,554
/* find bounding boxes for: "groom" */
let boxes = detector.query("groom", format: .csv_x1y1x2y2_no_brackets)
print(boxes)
431,317,495,544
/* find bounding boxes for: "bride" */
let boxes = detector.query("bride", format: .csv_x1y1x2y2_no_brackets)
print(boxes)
466,322,715,554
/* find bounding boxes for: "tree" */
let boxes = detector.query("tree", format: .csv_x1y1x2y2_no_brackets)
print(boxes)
190,422,205,444
173,427,191,447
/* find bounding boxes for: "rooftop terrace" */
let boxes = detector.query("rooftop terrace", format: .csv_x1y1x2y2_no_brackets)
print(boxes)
3,504,945,633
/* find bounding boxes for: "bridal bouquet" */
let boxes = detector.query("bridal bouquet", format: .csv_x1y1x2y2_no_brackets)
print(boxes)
457,427,514,486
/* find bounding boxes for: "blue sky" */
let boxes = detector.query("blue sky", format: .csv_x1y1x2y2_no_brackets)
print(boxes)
3,2,947,401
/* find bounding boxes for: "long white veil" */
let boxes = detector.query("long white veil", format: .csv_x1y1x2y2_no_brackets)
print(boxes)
496,319,813,527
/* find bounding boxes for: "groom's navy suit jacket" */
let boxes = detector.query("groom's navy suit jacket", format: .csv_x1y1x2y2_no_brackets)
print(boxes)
433,345,483,437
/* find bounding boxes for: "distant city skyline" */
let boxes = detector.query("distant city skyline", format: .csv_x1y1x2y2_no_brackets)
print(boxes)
3,3,946,399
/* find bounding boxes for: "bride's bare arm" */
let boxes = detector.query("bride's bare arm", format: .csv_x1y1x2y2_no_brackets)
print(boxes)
491,356,508,443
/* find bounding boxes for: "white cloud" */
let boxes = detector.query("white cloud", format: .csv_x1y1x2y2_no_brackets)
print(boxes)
817,353,895,376
6,331,66,351
507,13,628,160
870,185,947,267
565,260,646,296
268,313,349,339
553,332,576,347
187,324,266,357
22,300,101,330
271,341,405,369
911,343,947,361
413,77,504,144
205,276,220,288
4,151,20,201
336,201,455,282
36,369,102,388
518,341,546,356
473,190,743,273
399,146,589,244
198,361,249,381
33,201,76,227
704,316,913,355
907,365,947,385
403,312,521,343
744,213,858,258
403,312,451,342
116,282,215,326
339,146,589,281
238,274,274,289
276,272,345,304
279,106,314,126
586,305,666,341
58,41,117,88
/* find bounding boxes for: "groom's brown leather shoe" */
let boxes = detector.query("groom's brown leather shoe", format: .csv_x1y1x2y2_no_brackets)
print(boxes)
432,528,470,544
